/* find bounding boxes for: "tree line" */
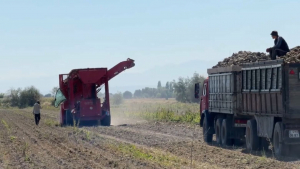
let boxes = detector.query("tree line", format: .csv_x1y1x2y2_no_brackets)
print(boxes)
121,72,205,103
0,72,206,107
1,86,41,108
125,81,174,99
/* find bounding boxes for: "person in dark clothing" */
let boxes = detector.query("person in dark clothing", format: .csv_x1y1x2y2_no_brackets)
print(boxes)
266,31,290,60
32,101,41,125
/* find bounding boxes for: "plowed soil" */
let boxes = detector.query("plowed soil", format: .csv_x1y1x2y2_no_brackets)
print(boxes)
0,109,300,169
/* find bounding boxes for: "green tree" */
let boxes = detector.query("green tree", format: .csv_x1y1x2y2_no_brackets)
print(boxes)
142,87,157,98
111,92,123,105
134,89,142,98
173,78,189,102
157,81,162,88
19,86,41,108
173,73,205,103
169,82,173,93
157,87,167,99
6,88,21,107
165,82,169,90
123,91,133,99
5,86,41,108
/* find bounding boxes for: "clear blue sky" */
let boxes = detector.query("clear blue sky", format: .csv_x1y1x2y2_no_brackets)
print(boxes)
0,0,299,94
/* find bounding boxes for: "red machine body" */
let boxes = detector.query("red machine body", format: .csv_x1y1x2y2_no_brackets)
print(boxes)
58,58,135,126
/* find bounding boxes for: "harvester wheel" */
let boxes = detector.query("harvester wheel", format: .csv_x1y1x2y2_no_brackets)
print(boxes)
65,110,73,126
60,110,66,126
101,115,111,126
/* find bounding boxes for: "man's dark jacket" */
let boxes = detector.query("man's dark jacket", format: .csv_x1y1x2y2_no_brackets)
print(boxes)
273,36,290,52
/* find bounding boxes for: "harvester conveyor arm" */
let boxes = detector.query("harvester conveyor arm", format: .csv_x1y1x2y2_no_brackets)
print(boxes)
107,58,135,81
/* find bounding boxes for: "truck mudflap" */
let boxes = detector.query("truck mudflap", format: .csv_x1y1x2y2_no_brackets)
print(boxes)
283,129,300,145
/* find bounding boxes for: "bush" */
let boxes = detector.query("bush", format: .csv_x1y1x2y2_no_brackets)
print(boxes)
6,88,21,107
5,86,41,108
111,92,123,105
134,90,142,98
0,93,4,98
44,94,52,97
19,86,41,108
123,91,133,99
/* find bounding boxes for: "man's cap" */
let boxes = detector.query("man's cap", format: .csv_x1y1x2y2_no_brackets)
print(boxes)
271,31,278,36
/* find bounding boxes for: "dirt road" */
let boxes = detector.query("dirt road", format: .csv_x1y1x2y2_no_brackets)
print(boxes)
0,109,299,169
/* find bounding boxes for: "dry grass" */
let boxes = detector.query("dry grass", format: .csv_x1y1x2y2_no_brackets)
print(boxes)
111,98,200,124
39,98,200,124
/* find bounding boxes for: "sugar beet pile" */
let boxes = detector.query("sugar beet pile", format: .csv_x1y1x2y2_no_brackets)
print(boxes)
213,46,300,68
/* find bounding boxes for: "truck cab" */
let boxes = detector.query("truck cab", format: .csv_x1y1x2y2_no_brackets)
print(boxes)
195,78,209,127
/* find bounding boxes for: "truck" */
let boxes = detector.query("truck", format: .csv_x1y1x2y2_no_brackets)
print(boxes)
195,59,300,157
54,58,135,126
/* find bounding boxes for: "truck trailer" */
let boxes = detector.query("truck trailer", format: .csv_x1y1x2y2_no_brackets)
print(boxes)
195,59,300,156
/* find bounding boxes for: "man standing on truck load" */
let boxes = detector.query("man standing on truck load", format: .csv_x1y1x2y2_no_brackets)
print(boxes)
266,31,290,60
32,101,41,126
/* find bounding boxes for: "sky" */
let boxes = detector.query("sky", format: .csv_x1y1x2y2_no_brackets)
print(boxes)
0,0,300,94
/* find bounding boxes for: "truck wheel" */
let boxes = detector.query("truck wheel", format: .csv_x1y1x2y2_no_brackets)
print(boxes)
101,115,111,126
203,115,213,143
246,119,260,151
273,122,289,157
221,119,233,146
216,118,223,145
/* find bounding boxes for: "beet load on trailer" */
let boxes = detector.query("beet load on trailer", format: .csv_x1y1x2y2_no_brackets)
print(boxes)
55,58,135,126
195,59,300,157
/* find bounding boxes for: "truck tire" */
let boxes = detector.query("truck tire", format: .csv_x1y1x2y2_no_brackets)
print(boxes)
101,115,111,126
246,119,260,151
203,115,213,143
216,118,223,145
221,119,233,146
273,122,289,157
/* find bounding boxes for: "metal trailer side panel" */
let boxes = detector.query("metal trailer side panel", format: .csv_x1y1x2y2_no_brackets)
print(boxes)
236,73,243,114
209,73,237,114
241,62,284,116
287,65,300,116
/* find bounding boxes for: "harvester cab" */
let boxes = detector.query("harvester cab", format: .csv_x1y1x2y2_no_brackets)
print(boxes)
54,58,135,126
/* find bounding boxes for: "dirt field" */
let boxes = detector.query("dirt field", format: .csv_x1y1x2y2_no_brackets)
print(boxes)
0,107,300,169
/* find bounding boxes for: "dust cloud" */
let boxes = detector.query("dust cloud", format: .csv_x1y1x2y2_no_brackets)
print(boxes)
110,113,147,126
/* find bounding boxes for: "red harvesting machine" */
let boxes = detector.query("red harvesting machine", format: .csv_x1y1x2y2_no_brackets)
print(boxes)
56,58,135,126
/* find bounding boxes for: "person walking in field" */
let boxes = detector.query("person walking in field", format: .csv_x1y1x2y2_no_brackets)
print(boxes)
33,101,41,126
